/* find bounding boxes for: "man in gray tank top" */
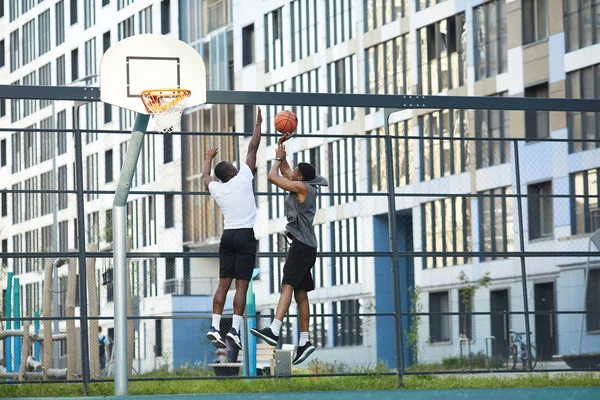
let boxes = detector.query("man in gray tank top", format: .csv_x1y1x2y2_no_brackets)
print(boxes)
251,134,328,365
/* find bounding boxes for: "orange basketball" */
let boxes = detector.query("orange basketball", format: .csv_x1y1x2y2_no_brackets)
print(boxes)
274,110,298,134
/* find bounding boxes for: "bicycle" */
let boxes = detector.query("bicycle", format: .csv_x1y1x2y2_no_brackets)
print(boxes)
506,331,537,370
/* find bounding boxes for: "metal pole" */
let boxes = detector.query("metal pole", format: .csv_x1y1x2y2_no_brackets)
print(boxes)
384,109,404,387
74,102,91,393
51,100,60,369
113,114,150,396
512,140,533,371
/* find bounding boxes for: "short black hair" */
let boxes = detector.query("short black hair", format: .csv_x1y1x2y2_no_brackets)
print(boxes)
214,161,231,182
297,162,316,181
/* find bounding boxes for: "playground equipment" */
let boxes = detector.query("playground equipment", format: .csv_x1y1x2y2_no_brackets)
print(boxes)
1,243,135,380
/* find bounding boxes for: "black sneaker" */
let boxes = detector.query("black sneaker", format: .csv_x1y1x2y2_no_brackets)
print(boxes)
226,328,243,350
206,326,227,349
292,341,315,365
250,327,279,346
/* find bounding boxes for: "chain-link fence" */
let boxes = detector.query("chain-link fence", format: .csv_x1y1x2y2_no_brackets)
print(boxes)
1,87,599,391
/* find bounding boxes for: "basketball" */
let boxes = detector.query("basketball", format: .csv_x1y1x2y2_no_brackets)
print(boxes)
274,110,298,134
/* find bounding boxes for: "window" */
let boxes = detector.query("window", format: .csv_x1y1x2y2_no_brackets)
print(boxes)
326,0,353,47
0,139,6,166
586,269,600,332
57,55,66,86
0,0,4,19
161,0,170,34
127,196,157,249
118,16,135,40
22,0,34,13
84,38,96,78
203,0,228,34
40,117,53,162
22,19,36,66
57,110,67,155
418,13,466,94
56,1,65,45
0,39,4,68
330,218,359,285
368,120,413,192
1,99,5,117
41,225,52,251
58,165,68,210
13,235,23,274
528,181,553,240
242,24,255,66
155,320,162,356
105,149,113,183
522,0,547,45
117,0,134,10
84,0,95,29
290,68,321,134
290,0,318,61
38,9,51,55
1,240,7,268
479,187,514,261
419,109,469,181
1,191,7,216
9,30,19,72
264,8,284,72
103,31,111,54
39,63,52,108
12,132,21,173
458,289,473,340
565,0,600,52
40,172,53,216
103,0,109,6
524,83,549,140
24,177,39,221
327,55,356,126
71,48,79,81
104,103,112,123
570,168,599,235
332,299,363,347
59,220,68,251
265,81,285,147
475,93,510,168
567,64,600,153
473,0,507,80
364,0,407,32
87,211,100,244
365,35,411,113
163,134,172,163
329,139,358,204
70,0,78,25
422,197,472,269
165,194,174,228
9,0,19,21
24,229,39,272
86,153,98,201
417,0,448,11
142,259,158,297
311,303,329,347
429,291,450,343
24,124,38,168
139,6,152,34
23,73,37,117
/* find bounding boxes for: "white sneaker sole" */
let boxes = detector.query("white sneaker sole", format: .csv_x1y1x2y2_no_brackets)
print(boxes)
227,332,243,350
207,332,227,349
250,329,278,346
293,345,315,365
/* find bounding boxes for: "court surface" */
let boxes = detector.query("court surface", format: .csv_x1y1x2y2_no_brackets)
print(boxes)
9,387,600,400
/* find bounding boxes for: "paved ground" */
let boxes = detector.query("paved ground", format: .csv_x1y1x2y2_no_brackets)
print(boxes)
7,388,600,400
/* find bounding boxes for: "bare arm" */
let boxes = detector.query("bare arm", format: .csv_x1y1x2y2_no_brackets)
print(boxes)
277,132,295,179
202,148,218,190
268,145,307,201
245,107,262,171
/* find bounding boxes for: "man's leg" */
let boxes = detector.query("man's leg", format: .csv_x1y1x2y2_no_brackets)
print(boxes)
207,277,233,348
294,290,310,334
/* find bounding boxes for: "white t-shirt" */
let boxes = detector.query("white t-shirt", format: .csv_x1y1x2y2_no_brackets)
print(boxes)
208,164,257,230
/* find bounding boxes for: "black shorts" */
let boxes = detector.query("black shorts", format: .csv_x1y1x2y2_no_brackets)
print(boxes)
219,228,257,281
281,239,317,292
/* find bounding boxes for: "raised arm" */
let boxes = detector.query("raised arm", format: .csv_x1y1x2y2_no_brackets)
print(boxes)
277,132,295,179
268,145,307,199
245,107,263,171
202,148,218,190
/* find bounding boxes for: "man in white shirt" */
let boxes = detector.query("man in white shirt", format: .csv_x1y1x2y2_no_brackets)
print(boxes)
202,107,262,350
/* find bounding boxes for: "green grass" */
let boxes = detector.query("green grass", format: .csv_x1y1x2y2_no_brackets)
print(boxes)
1,373,599,397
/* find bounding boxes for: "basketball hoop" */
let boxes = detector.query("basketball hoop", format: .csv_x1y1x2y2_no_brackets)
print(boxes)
140,88,191,133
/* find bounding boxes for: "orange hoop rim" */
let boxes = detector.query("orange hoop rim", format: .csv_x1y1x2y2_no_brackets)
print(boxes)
140,88,192,114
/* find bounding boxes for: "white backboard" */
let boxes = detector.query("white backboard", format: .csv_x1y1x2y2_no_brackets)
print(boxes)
100,34,207,114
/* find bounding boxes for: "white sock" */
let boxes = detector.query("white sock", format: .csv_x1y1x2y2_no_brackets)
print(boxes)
299,332,309,347
232,314,243,332
212,314,221,330
270,319,282,336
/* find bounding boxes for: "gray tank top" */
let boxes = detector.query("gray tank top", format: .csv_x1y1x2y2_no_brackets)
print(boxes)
285,183,318,249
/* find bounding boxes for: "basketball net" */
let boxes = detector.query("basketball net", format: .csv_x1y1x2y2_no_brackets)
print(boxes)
140,89,192,133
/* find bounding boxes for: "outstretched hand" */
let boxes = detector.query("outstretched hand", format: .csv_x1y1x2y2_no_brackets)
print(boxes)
276,144,287,160
278,132,296,145
206,148,218,159
256,107,263,125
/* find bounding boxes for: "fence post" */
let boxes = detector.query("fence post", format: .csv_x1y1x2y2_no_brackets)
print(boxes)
512,140,533,371
384,109,404,387
113,114,150,396
74,102,91,393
